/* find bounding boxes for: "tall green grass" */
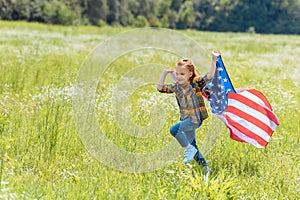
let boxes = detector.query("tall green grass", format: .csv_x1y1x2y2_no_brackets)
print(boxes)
0,21,299,199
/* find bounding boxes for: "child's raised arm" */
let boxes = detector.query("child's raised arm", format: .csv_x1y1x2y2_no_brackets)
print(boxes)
207,50,220,80
157,69,174,90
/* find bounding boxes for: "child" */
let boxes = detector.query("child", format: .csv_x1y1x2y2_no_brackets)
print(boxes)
157,51,220,172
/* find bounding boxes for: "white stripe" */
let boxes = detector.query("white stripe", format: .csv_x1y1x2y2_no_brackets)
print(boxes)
218,113,267,148
227,125,265,148
240,90,270,109
226,112,271,142
228,98,278,131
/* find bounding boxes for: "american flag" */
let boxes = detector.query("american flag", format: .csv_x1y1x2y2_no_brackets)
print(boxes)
205,55,280,148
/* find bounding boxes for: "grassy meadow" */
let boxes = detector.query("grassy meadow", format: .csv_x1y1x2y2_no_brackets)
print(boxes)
0,21,299,199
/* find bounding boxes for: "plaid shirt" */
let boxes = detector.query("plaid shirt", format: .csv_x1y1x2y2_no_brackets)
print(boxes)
158,75,210,124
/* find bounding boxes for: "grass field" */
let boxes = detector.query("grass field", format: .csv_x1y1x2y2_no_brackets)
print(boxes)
0,21,299,199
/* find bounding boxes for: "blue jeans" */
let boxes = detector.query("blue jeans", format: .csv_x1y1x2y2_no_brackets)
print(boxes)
170,118,207,166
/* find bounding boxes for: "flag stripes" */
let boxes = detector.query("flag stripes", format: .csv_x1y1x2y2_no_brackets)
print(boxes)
246,89,272,110
207,55,280,148
220,89,280,147
226,106,274,136
228,93,279,130
227,124,267,148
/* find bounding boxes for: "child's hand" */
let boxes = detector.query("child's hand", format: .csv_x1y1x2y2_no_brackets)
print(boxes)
157,69,175,89
164,69,174,73
163,69,176,81
212,50,221,60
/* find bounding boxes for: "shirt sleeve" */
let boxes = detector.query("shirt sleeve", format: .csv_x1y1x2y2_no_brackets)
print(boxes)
157,83,175,93
194,75,210,90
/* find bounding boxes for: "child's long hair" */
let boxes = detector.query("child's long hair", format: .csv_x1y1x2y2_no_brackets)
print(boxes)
176,58,198,82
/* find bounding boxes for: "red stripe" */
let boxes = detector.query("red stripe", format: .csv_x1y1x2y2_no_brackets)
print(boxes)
228,93,280,125
246,89,280,125
247,89,272,110
225,114,268,147
226,105,274,136
227,126,246,143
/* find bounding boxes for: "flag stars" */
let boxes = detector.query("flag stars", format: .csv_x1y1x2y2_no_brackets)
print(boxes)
206,58,236,115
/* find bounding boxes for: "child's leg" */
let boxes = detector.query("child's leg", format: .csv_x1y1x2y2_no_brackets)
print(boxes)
170,122,189,147
191,139,207,166
170,118,201,163
185,132,208,166
169,118,199,147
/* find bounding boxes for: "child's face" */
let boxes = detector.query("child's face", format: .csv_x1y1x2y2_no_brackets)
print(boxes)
175,65,192,85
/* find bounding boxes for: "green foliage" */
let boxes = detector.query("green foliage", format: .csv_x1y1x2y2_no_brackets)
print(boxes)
1,0,300,33
176,0,195,29
86,0,108,25
118,0,134,26
160,14,170,28
43,1,77,25
0,0,31,20
133,15,149,28
28,0,45,22
0,21,299,199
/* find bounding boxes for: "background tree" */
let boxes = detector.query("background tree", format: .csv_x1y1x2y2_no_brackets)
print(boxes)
106,0,120,25
0,0,30,20
43,1,76,25
119,0,134,26
170,0,184,12
177,0,194,29
133,15,148,27
28,0,45,22
0,0,14,20
0,0,299,34
86,0,108,26
192,0,219,30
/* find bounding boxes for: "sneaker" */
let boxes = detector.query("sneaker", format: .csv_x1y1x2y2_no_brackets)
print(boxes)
184,144,197,163
194,152,208,167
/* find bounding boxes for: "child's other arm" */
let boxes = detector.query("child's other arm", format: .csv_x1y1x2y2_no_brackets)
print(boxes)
157,69,174,90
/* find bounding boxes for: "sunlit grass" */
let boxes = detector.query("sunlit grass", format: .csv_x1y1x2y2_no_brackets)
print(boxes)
0,21,299,199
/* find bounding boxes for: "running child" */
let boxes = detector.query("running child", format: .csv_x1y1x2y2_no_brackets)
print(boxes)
157,51,220,171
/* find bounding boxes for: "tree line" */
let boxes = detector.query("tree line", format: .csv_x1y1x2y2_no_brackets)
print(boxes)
0,0,299,34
